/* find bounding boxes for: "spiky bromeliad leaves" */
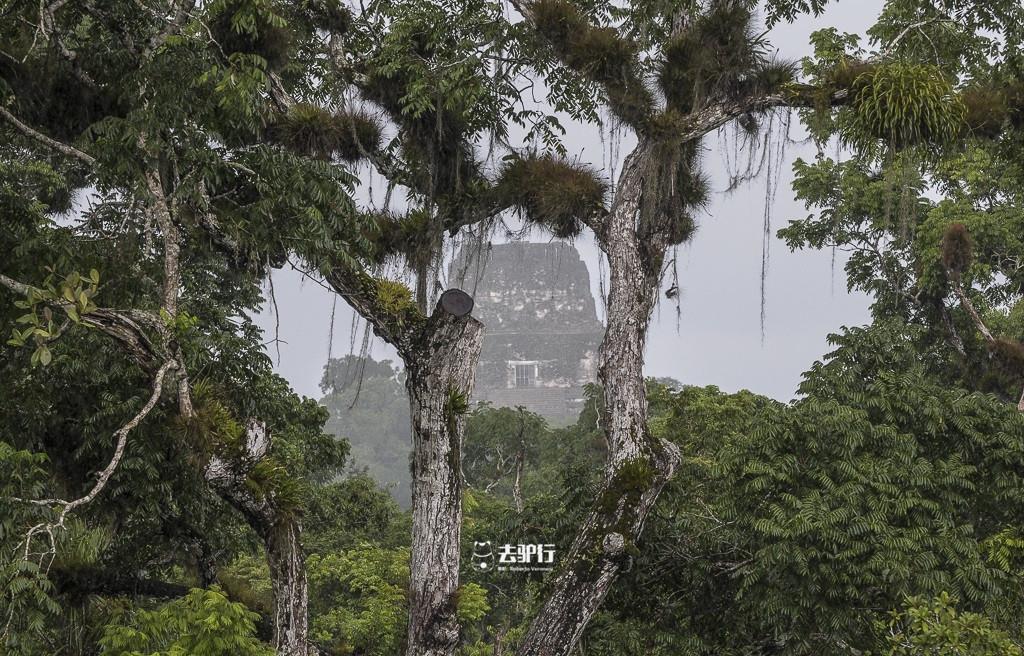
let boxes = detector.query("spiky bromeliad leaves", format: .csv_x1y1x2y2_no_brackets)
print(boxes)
842,62,966,157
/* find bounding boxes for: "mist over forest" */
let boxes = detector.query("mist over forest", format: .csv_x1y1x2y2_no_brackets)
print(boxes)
2,0,1024,655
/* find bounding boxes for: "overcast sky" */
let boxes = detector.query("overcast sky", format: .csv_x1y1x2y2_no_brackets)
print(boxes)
255,1,883,403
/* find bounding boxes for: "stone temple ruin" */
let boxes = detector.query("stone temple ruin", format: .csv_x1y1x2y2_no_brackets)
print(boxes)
449,241,604,426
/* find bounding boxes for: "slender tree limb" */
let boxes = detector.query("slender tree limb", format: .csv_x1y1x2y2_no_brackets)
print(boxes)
142,0,197,60
0,105,96,165
17,360,176,566
948,271,1024,411
951,279,995,343
143,164,194,416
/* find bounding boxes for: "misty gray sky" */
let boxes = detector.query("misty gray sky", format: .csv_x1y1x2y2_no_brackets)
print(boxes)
256,1,882,403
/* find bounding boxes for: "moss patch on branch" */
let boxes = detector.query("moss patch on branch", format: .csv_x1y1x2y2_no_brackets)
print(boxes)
373,278,420,321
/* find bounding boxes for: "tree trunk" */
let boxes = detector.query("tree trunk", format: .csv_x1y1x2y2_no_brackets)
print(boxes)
205,420,312,656
263,517,310,656
517,145,681,655
404,308,484,656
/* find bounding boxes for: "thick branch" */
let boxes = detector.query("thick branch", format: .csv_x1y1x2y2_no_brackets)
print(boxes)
677,86,850,143
323,266,424,357
204,420,315,656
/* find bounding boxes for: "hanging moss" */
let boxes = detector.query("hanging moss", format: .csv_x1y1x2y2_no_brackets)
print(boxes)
209,0,292,72
528,0,654,127
941,223,973,276
494,154,607,238
638,114,709,245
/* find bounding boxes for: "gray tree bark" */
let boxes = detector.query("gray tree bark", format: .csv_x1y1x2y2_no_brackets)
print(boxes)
405,307,484,656
517,144,681,655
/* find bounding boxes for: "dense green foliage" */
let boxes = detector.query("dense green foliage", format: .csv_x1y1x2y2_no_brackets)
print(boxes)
2,0,1024,653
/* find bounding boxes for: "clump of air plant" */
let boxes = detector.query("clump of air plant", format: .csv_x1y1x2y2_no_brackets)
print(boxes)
941,222,973,278
658,3,788,113
528,0,654,127
828,58,877,90
495,154,607,239
367,209,437,266
990,337,1024,380
958,85,1008,138
267,104,382,161
332,109,384,162
844,62,965,154
209,0,292,71
303,0,351,34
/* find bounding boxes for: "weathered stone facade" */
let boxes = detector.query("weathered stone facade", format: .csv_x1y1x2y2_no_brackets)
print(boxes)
449,242,604,425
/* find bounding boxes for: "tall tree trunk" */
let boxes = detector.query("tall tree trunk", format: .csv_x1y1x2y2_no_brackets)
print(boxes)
517,146,681,655
405,308,484,656
205,420,312,656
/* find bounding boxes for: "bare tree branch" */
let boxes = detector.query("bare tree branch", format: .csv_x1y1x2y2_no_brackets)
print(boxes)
16,360,176,566
0,105,96,165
